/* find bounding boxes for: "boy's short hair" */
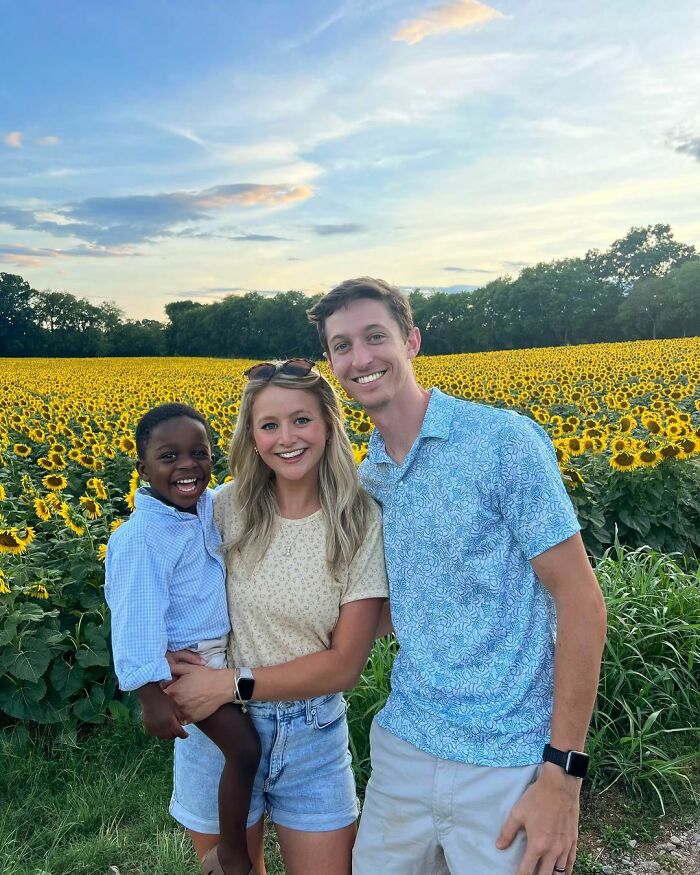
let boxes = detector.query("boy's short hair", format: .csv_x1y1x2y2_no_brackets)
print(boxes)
307,277,414,352
135,403,212,459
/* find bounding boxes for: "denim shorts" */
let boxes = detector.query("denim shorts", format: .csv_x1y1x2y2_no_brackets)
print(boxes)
169,692,358,833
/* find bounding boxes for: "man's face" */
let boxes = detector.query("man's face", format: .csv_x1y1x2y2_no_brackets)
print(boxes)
324,297,420,412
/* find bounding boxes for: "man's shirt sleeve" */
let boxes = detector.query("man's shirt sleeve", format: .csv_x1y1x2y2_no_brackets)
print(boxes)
105,528,174,691
497,414,581,561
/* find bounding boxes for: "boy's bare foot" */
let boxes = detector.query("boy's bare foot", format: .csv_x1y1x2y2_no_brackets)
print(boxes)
200,844,258,875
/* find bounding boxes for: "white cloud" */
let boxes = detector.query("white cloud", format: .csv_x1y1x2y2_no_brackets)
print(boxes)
37,135,61,146
4,131,23,148
393,0,504,45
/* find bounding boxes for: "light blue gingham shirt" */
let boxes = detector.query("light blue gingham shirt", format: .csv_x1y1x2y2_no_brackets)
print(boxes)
359,388,581,767
105,487,229,691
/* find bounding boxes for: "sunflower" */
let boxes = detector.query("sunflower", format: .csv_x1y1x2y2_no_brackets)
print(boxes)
659,444,680,460
352,443,368,465
33,497,52,521
636,449,660,468
110,519,125,534
119,435,137,455
37,457,54,470
27,582,49,600
97,544,108,562
618,416,637,433
565,437,585,457
42,473,68,492
0,527,35,555
86,477,109,499
0,484,5,501
13,444,31,458
79,496,102,519
0,569,10,595
60,506,85,536
562,468,585,488
609,451,638,472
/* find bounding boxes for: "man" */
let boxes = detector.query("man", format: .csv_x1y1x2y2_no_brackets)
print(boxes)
307,278,607,875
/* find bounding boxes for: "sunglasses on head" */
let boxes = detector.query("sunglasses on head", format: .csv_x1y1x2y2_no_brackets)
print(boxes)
243,358,316,381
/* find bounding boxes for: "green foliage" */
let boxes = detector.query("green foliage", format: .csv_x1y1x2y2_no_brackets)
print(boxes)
588,545,700,807
0,463,138,729
569,458,700,562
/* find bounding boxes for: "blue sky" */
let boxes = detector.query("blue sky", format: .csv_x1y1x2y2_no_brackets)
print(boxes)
2,0,699,320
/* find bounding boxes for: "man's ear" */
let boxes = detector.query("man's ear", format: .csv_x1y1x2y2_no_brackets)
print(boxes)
406,326,421,360
323,350,335,374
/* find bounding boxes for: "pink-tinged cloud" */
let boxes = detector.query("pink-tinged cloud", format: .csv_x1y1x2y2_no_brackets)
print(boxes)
0,243,142,266
393,0,504,45
37,135,61,146
4,131,23,148
193,183,314,209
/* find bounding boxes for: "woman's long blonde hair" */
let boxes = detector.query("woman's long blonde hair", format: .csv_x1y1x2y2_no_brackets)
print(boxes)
226,366,374,577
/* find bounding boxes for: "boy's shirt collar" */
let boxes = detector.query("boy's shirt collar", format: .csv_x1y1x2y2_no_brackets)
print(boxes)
133,485,210,518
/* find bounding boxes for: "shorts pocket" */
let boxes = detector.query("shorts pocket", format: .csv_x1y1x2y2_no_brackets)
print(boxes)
311,694,347,730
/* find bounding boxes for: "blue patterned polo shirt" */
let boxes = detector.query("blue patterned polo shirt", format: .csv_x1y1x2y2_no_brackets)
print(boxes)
359,388,581,767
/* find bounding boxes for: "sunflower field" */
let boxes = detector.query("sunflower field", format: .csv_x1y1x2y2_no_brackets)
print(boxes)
0,336,699,729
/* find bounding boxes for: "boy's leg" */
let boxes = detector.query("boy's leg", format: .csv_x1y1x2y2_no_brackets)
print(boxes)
352,722,449,875
197,703,261,875
189,820,266,875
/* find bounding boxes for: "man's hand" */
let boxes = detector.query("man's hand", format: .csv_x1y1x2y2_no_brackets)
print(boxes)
496,763,580,875
136,683,189,740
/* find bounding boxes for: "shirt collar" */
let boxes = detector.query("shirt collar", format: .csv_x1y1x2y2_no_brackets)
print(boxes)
367,387,455,464
133,486,208,519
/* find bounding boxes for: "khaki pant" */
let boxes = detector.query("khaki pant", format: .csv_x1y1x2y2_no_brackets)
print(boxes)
353,722,539,875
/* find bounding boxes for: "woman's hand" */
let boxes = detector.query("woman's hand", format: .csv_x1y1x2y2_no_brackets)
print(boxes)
164,662,233,723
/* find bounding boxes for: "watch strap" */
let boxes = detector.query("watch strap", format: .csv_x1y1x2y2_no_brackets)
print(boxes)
542,743,589,778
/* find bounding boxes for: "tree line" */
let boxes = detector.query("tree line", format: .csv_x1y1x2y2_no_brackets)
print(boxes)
1,224,698,359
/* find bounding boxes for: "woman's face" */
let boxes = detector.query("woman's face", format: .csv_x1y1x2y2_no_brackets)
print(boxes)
251,385,329,487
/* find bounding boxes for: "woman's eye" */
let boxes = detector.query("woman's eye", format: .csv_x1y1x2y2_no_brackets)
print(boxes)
295,417,311,426
261,422,277,431
369,334,384,342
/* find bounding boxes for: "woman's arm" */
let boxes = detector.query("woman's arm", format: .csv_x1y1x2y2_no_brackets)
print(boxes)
165,597,384,723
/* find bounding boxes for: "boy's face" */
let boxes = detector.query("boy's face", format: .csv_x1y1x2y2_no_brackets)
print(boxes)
324,297,420,413
137,416,213,511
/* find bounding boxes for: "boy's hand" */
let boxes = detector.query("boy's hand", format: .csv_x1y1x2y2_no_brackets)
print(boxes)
137,683,189,740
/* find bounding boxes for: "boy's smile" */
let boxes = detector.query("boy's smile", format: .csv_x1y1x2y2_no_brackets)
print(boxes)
137,416,214,512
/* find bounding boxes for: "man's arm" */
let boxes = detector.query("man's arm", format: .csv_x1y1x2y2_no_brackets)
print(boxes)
496,533,607,875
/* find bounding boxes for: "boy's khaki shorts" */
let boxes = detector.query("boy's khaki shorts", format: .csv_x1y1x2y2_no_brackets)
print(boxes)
353,721,539,875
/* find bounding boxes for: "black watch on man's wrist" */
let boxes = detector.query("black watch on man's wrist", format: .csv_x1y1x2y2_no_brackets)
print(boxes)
542,743,589,778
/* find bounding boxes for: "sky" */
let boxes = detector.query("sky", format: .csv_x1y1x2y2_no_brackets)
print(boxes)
1,0,699,320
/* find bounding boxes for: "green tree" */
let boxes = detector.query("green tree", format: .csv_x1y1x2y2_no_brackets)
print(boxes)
586,223,697,290
0,272,38,355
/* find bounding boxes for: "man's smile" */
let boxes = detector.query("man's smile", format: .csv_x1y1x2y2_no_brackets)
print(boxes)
354,370,387,384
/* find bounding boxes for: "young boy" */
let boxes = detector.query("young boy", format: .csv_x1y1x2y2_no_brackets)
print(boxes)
105,403,260,875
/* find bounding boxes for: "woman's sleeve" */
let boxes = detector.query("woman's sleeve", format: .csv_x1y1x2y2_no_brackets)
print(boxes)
341,504,390,606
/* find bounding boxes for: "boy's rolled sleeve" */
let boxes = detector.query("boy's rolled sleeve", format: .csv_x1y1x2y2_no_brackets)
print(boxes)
498,415,580,561
105,531,174,691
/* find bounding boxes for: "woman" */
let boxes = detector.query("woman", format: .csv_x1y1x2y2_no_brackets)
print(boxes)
166,359,388,875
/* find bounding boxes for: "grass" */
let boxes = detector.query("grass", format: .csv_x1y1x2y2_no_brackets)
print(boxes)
0,719,285,875
2,545,698,873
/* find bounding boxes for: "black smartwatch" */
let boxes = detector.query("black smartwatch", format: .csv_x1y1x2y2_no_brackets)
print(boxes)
542,744,589,778
234,667,255,712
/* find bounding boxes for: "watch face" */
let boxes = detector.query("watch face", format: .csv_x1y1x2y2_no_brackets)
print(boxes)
566,751,589,778
237,676,255,700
